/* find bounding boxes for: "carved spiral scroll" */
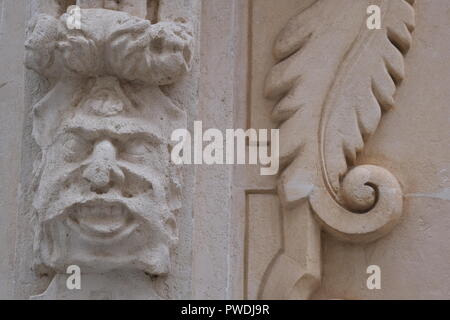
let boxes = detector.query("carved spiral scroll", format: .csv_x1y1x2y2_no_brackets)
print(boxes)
310,165,402,243
259,0,414,299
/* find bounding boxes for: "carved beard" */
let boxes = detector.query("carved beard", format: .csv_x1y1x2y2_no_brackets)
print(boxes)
33,158,177,276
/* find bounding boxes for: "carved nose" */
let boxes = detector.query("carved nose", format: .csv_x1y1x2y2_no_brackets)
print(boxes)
82,140,125,193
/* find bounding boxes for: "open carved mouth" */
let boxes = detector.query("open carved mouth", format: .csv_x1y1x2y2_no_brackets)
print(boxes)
67,202,138,241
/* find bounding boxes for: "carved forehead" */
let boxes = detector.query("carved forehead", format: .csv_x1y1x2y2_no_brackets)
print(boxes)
32,78,186,148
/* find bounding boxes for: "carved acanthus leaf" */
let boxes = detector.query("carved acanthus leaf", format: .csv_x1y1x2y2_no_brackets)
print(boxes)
266,0,415,196
260,0,416,298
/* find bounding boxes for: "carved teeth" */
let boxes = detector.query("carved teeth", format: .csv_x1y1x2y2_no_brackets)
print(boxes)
71,203,131,237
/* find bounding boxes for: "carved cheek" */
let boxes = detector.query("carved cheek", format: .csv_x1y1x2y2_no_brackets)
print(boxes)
117,146,166,198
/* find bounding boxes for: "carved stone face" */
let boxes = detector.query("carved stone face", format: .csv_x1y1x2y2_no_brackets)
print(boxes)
33,78,179,275
26,6,191,279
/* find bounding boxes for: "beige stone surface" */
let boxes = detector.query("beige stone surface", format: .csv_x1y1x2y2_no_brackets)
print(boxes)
314,0,450,299
0,0,449,300
0,0,26,299
243,0,450,300
12,0,200,300
192,0,236,299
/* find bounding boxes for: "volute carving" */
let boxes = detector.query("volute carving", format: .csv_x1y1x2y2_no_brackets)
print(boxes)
25,1,193,278
261,0,415,299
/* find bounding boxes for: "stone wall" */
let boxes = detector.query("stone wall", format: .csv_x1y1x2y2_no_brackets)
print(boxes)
0,0,449,299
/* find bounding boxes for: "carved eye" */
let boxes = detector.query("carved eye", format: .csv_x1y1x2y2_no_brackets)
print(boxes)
123,138,152,156
62,134,90,162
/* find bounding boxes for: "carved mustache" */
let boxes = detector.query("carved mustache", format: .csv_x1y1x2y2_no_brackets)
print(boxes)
35,162,167,224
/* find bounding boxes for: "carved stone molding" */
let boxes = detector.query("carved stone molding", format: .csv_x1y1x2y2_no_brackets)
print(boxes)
24,0,193,297
260,0,415,299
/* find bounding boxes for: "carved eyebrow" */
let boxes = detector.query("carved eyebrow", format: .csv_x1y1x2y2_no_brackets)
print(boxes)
64,122,165,145
74,128,163,145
